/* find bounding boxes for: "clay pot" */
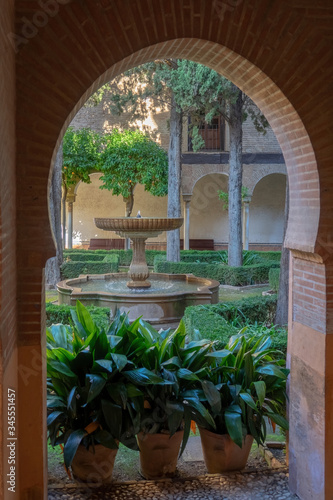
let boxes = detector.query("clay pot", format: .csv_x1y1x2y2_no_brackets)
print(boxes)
137,430,184,479
71,444,118,483
199,427,253,473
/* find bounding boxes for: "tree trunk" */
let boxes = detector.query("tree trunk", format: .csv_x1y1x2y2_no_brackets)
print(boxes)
123,186,134,250
228,88,243,267
45,144,64,287
275,180,290,326
167,91,182,262
62,180,67,250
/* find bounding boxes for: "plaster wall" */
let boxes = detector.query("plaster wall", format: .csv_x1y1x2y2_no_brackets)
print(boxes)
73,174,170,244
189,174,228,241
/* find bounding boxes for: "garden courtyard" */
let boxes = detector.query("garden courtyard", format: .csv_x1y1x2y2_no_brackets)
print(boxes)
46,248,292,499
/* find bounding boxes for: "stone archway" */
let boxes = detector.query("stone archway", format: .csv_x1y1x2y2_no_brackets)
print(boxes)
2,2,331,499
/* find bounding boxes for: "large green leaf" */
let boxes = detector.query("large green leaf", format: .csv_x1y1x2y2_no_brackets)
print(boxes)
244,352,254,387
94,331,110,359
206,349,231,359
49,324,71,350
94,429,119,450
166,401,184,436
266,412,289,430
70,350,93,376
67,386,78,417
48,360,76,378
64,429,87,468
123,368,165,385
102,399,122,439
106,382,128,408
177,368,199,381
126,384,144,398
161,356,181,369
75,300,97,336
86,374,106,404
257,364,287,379
95,359,114,373
47,410,64,427
111,353,128,372
225,410,243,448
201,380,221,415
47,395,66,409
239,392,257,411
253,381,266,406
184,397,215,429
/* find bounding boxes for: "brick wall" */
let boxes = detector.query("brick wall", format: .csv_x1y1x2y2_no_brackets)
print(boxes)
70,89,282,155
0,0,16,367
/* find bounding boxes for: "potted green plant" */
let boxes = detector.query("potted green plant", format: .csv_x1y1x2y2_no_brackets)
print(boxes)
109,318,215,479
193,331,289,473
47,301,144,483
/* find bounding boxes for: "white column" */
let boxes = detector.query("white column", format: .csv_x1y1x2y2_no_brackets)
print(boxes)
66,194,76,249
242,195,251,251
183,195,192,251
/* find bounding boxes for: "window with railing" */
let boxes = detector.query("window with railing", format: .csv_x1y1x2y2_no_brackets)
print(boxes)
188,115,225,151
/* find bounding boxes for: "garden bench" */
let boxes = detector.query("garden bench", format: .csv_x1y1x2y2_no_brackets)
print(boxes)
88,238,125,250
180,239,215,251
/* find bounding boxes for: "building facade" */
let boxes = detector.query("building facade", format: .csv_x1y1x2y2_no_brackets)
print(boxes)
68,93,286,250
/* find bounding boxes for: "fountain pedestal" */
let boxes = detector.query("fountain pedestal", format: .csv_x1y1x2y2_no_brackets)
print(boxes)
127,237,150,288
94,217,184,289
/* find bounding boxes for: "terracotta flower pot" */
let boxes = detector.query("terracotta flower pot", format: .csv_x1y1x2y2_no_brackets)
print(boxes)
71,444,118,483
199,427,253,473
137,430,184,479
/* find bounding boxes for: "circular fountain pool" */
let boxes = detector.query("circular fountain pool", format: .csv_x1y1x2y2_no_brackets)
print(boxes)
57,272,219,328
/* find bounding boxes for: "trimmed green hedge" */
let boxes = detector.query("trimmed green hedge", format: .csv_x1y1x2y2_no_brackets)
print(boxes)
210,295,278,323
184,295,287,354
154,259,280,286
269,268,280,292
60,255,119,279
46,303,110,329
63,252,105,262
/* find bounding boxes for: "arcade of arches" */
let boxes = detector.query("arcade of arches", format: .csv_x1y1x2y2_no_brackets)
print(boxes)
1,2,333,499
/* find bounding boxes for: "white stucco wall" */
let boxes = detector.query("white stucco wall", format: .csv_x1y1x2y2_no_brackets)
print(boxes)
73,174,169,244
190,174,229,242
249,174,286,243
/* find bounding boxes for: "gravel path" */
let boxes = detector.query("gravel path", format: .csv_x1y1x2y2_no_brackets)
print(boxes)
48,468,298,499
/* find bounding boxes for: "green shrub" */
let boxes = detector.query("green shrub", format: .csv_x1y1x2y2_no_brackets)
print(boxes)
45,303,110,329
252,251,281,262
211,295,278,324
60,257,119,279
184,295,286,355
154,259,280,286
269,268,280,292
63,252,105,262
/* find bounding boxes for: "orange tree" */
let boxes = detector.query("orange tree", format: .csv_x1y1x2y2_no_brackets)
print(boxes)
99,129,168,216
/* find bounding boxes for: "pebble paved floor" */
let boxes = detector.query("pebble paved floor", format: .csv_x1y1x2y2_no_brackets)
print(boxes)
48,468,298,499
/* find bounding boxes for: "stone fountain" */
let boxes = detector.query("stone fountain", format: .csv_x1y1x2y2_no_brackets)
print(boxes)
94,217,183,288
57,217,219,328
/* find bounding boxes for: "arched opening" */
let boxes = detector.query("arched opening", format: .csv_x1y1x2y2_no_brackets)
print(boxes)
190,173,228,243
250,173,287,246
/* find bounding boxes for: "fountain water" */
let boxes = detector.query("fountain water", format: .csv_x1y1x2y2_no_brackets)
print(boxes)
57,217,219,328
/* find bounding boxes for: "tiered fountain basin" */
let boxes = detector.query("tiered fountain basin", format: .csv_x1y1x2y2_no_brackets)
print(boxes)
94,217,184,288
57,272,219,328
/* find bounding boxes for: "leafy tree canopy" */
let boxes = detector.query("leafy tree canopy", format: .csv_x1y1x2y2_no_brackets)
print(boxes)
99,129,168,199
62,127,168,202
99,60,268,151
62,127,102,186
